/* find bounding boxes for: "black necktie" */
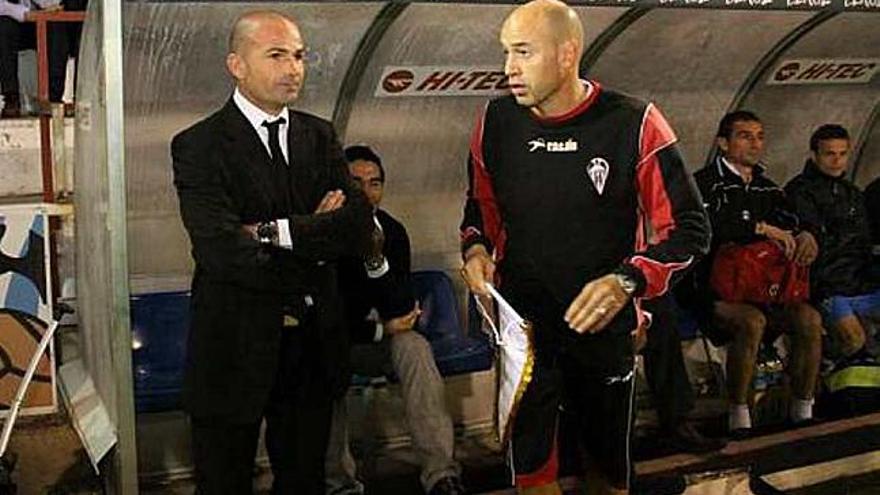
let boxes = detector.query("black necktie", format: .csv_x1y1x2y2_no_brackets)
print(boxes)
262,118,288,167
262,118,292,212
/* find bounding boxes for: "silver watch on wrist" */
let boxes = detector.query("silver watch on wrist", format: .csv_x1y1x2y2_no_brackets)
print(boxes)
613,272,638,297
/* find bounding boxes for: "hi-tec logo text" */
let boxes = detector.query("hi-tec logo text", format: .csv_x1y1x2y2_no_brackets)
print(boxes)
768,58,879,85
527,137,578,153
376,66,509,97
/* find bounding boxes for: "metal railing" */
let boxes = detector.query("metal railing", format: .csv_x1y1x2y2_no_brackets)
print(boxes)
25,9,85,202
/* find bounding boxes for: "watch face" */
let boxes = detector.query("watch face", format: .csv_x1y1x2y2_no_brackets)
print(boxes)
365,256,384,270
257,222,277,242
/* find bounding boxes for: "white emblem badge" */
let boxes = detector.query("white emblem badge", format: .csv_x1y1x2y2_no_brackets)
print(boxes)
586,157,610,195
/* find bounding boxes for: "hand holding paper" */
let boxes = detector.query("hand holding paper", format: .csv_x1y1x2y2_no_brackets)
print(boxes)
473,283,534,448
461,245,495,296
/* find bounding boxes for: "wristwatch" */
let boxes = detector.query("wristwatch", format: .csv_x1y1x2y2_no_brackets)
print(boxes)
364,255,386,272
613,272,638,297
256,222,278,244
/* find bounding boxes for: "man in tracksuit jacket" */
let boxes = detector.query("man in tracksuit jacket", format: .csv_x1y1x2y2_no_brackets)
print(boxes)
690,111,823,437
459,1,710,493
785,124,880,362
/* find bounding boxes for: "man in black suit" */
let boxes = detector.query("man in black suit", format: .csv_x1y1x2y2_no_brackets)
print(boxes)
170,10,373,494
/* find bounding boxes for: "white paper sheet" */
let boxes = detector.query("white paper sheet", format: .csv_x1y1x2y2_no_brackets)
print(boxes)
474,284,534,447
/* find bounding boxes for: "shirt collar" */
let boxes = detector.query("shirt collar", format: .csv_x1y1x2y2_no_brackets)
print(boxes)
719,156,742,178
233,87,290,134
717,155,766,179
531,80,600,125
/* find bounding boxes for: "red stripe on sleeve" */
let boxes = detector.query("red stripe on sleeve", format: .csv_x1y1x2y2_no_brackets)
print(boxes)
636,103,678,243
468,105,507,260
638,103,677,167
629,255,692,299
630,104,695,298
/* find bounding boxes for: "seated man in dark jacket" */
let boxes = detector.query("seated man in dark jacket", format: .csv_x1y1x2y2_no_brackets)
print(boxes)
785,124,880,362
325,145,464,495
690,111,823,436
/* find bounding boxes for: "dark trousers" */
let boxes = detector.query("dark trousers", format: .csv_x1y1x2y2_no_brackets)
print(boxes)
642,295,695,430
0,14,82,103
191,330,334,495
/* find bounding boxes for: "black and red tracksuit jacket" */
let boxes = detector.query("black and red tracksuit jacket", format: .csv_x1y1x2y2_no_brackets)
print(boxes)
460,82,710,339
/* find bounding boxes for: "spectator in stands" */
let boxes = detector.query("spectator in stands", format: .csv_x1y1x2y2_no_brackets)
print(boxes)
865,176,880,246
0,0,85,118
691,111,823,437
785,124,880,363
642,295,726,452
326,145,464,495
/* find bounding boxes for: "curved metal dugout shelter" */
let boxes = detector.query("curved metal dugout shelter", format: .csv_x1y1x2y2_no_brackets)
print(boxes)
73,1,880,491
740,12,880,184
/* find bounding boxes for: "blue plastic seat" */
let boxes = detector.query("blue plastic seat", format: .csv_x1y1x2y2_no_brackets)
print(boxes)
129,271,493,413
410,270,492,376
129,290,190,413
673,300,701,341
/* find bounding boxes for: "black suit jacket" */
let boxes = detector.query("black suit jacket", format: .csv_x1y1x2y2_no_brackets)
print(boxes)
171,99,372,422
340,209,416,345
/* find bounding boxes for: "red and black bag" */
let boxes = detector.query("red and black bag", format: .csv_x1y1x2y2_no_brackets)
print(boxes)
710,240,810,304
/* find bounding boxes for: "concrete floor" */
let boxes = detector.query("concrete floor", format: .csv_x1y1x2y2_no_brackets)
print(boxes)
4,325,877,494
790,471,880,495
139,431,506,495
11,406,880,494
4,409,101,495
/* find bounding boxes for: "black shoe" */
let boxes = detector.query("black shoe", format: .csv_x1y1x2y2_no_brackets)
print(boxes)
729,427,751,441
428,476,466,495
788,417,820,429
665,422,727,453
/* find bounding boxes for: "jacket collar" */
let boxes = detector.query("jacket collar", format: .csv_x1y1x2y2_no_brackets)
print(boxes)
529,80,601,126
802,158,847,183
232,87,290,138
714,154,766,183
220,98,312,213
221,98,264,146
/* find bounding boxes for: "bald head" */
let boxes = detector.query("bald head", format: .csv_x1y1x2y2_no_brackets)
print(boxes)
225,9,306,114
228,10,300,55
504,0,583,57
500,0,586,116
